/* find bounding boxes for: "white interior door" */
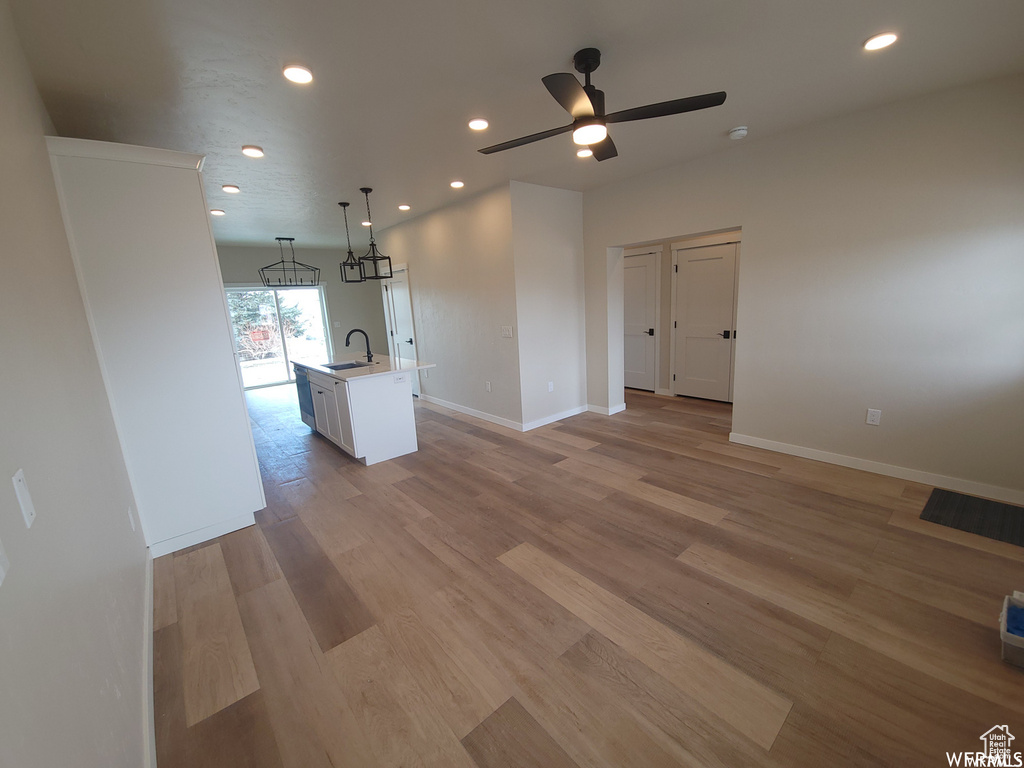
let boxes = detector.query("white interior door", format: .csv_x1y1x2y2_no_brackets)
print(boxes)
624,250,659,391
381,266,420,396
672,242,738,401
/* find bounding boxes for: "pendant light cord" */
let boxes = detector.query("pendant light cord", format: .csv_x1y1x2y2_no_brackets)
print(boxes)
340,202,354,256
363,189,376,245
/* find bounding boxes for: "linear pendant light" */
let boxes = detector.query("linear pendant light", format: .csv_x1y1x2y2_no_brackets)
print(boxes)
259,237,320,286
358,187,393,280
338,201,365,283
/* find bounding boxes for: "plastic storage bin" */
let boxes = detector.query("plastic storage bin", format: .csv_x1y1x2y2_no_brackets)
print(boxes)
999,592,1024,669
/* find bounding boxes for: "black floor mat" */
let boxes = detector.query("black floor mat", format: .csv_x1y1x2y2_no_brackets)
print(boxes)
920,488,1024,547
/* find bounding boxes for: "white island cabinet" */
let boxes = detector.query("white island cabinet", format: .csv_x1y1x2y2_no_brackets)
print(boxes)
295,357,435,465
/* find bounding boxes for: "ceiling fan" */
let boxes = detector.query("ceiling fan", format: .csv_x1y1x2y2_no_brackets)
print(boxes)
478,48,726,161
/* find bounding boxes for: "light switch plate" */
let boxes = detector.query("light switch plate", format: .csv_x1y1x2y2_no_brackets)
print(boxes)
0,535,10,587
12,469,36,528
500,325,513,338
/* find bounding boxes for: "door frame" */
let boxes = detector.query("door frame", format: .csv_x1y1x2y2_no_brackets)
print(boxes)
623,245,663,393
669,231,741,401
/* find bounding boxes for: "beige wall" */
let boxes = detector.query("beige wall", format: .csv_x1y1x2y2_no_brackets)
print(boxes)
584,73,1024,499
510,181,587,427
217,244,388,362
380,186,524,425
0,4,149,767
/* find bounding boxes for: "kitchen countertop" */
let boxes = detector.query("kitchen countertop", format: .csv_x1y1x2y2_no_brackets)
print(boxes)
292,355,435,382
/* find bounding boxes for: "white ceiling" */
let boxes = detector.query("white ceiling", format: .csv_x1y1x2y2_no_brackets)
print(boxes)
11,0,1024,248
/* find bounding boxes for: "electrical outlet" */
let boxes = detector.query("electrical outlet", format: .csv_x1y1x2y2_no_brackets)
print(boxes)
866,408,882,426
12,469,36,528
485,381,491,392
127,505,136,533
548,381,554,392
500,326,513,338
393,373,408,384
0,535,10,588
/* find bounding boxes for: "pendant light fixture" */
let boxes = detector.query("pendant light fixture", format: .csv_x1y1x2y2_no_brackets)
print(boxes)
338,202,365,283
358,187,393,280
259,237,320,286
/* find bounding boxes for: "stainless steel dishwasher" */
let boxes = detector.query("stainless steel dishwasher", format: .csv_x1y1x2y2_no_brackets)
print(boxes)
294,365,315,429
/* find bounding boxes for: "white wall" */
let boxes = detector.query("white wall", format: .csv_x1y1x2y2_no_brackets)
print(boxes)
0,5,149,767
510,181,587,428
217,244,388,361
380,186,524,425
584,73,1024,500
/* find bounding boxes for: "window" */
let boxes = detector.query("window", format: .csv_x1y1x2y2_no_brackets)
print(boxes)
226,287,330,389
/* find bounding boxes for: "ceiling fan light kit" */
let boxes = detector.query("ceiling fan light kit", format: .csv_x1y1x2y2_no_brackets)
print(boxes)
478,47,726,162
259,237,320,286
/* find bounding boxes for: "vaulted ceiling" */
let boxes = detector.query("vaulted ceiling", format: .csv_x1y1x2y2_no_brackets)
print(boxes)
11,0,1024,247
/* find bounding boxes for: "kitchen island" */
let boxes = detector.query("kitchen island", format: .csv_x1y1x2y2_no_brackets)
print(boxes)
292,356,435,465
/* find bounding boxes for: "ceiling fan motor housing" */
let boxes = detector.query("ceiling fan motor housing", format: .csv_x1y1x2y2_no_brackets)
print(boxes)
573,48,602,75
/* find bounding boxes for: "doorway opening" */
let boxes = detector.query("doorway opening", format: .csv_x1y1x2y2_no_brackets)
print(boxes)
619,229,741,406
380,264,421,396
226,286,331,389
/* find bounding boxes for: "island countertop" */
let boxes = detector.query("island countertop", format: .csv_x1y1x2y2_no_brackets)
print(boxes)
292,355,435,382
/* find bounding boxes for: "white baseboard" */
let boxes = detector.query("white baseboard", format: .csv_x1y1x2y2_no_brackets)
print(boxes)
729,432,1024,506
588,403,626,416
418,394,525,431
148,512,255,558
655,388,674,397
141,552,156,768
522,405,589,432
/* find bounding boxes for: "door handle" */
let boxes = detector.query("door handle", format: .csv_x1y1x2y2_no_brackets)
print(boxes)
647,328,654,336
717,330,731,339
405,338,413,344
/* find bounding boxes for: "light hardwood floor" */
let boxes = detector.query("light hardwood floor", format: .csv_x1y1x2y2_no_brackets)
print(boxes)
153,386,1023,768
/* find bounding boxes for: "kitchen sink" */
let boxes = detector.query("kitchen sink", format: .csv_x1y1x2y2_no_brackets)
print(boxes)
324,361,378,371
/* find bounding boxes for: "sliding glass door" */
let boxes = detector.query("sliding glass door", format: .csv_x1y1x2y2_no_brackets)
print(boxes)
226,287,330,389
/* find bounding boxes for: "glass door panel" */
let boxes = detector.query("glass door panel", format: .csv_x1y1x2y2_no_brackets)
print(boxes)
226,287,330,389
277,289,329,370
227,290,289,388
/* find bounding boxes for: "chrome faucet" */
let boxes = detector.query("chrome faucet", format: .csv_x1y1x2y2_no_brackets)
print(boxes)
345,328,373,362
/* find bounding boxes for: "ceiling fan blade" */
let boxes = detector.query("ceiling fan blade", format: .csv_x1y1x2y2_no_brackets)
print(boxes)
542,73,595,119
605,91,727,124
591,135,618,161
477,123,573,154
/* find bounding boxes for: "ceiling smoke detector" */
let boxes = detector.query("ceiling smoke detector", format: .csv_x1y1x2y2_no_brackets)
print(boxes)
728,126,748,140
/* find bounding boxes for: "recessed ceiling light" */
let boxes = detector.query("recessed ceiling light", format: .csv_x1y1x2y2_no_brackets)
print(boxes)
398,204,411,211
210,209,226,216
468,118,489,131
863,32,897,51
577,148,593,158
241,145,264,158
450,180,464,189
222,184,240,193
283,65,313,84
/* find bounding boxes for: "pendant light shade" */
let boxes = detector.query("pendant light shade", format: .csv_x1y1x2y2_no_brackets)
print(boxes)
358,187,393,281
338,202,365,283
259,237,320,286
